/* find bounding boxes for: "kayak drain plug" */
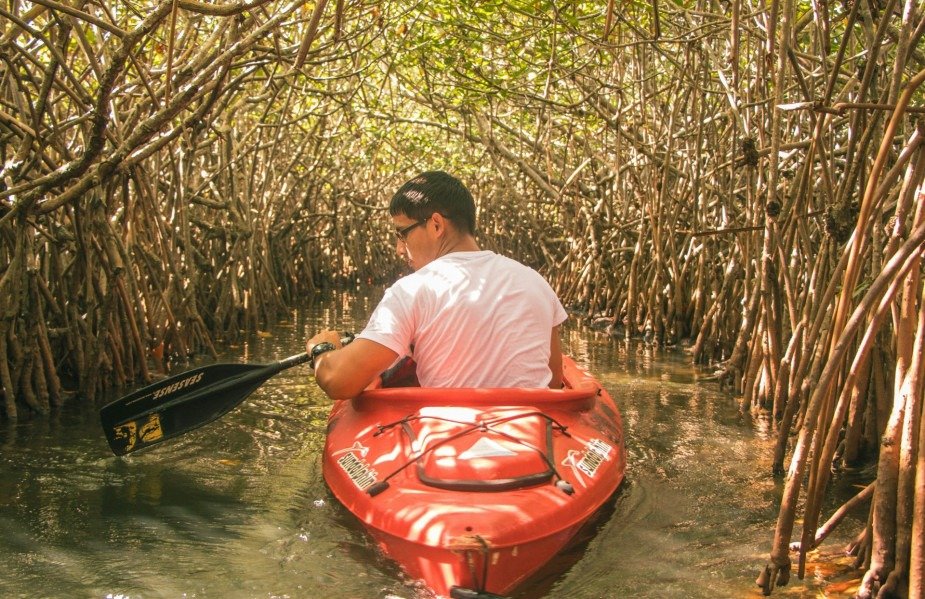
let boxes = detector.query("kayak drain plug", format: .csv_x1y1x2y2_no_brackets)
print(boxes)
367,482,390,496
556,480,575,495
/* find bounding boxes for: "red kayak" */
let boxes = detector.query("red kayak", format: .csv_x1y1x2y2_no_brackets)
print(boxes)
322,356,626,598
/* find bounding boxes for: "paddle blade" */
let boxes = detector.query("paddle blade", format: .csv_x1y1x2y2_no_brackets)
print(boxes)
100,362,269,456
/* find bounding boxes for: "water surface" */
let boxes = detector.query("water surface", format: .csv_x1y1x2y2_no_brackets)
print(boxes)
0,295,863,598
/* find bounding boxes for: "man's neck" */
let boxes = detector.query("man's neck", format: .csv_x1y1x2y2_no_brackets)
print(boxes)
436,233,480,258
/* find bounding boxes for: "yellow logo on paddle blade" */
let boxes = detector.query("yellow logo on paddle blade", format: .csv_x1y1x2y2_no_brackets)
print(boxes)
113,414,164,453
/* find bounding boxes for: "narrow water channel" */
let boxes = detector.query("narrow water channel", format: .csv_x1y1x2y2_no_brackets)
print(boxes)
0,293,864,598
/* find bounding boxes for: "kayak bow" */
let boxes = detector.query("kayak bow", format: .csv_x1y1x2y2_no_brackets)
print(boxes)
322,355,626,597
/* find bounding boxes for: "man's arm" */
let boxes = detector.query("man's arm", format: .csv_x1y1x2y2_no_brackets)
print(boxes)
548,325,563,388
307,331,400,399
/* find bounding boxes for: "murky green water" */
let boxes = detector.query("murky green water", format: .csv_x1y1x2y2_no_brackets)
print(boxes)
0,293,863,598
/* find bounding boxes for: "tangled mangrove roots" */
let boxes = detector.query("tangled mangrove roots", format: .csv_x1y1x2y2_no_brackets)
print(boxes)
2,1,925,596
0,0,380,407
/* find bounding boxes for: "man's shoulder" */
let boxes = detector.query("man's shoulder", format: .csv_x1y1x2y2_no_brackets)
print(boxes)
489,252,546,279
454,250,528,271
386,270,427,293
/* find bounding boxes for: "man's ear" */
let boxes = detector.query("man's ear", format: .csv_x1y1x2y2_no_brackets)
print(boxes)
431,212,448,237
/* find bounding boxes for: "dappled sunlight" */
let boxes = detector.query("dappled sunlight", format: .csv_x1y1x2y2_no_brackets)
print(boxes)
389,498,544,545
323,358,625,596
1,0,917,590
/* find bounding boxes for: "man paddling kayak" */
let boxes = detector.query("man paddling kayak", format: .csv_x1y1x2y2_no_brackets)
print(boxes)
306,170,567,398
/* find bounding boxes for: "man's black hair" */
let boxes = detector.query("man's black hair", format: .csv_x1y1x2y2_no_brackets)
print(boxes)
389,170,476,235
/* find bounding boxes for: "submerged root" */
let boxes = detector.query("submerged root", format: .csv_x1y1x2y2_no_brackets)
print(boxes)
756,561,791,595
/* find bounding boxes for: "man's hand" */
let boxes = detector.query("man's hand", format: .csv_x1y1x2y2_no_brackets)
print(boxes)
305,331,400,399
306,329,344,353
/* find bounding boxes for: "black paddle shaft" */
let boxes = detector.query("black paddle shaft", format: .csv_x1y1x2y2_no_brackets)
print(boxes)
100,351,311,456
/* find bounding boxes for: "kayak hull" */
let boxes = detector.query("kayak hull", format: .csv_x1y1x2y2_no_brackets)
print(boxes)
322,356,626,597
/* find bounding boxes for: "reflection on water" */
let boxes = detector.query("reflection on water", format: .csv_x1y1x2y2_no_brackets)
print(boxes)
0,296,862,598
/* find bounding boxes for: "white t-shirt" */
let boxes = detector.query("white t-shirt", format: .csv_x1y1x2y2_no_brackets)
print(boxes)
357,250,567,388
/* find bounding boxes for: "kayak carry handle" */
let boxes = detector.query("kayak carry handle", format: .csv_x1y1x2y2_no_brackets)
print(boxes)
367,481,390,497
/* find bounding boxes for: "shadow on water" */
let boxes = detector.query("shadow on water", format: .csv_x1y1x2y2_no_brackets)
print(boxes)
0,300,865,598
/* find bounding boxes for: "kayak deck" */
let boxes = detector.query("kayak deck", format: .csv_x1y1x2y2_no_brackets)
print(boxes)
322,356,626,597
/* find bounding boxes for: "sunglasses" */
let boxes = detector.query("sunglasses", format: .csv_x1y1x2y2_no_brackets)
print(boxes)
394,216,431,242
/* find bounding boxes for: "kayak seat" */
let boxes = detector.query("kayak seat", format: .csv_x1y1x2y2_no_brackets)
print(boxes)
380,356,420,388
